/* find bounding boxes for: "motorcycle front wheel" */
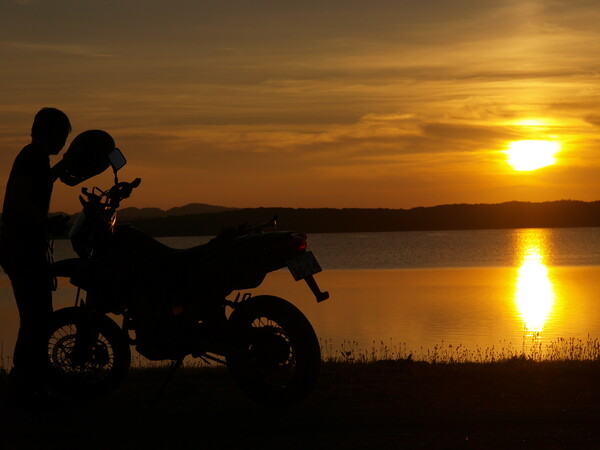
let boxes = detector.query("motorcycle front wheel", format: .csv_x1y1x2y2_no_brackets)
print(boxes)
46,307,131,398
226,295,320,407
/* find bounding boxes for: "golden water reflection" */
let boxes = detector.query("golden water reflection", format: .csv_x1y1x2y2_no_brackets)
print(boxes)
513,230,555,334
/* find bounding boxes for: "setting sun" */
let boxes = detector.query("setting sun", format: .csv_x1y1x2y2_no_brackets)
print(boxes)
506,140,560,172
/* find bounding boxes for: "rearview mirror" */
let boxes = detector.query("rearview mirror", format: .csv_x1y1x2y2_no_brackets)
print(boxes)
108,148,127,172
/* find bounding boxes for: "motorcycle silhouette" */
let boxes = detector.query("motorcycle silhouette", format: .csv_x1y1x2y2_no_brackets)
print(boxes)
48,151,328,406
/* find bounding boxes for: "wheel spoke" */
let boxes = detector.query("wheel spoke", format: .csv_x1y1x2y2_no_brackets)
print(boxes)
227,296,320,406
49,326,115,378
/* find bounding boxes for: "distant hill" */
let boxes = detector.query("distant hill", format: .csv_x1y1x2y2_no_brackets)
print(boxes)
118,200,600,237
118,203,236,221
7,200,597,237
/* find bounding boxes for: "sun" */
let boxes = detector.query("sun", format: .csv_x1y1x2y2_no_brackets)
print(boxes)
505,140,560,171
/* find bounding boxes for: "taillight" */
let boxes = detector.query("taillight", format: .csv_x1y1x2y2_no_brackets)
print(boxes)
272,233,308,255
290,234,308,252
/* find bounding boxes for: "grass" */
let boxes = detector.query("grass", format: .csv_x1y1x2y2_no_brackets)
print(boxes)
322,334,600,364
2,334,600,375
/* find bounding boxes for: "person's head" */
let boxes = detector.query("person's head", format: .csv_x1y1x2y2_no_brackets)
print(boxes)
31,107,71,155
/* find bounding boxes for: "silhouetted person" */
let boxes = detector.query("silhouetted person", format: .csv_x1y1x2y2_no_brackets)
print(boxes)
0,107,72,403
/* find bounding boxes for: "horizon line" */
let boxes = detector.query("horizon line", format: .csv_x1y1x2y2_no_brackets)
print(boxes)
43,198,600,216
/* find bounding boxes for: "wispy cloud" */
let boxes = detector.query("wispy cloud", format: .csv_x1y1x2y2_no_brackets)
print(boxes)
1,40,116,58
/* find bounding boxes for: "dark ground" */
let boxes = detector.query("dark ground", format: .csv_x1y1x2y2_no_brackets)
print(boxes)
1,360,600,449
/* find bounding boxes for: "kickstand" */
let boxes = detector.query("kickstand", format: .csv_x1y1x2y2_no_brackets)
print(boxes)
146,357,184,410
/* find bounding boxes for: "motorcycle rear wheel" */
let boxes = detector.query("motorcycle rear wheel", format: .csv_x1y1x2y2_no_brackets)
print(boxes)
46,307,131,398
226,295,320,407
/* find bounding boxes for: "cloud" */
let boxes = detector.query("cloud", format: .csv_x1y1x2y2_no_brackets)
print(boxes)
1,40,116,58
421,123,517,144
120,114,512,182
584,114,600,127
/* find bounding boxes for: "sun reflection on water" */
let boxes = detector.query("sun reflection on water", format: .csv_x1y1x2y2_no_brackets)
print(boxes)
514,230,555,334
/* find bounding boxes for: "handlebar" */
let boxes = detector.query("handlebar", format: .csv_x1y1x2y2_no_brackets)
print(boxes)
107,178,141,202
80,178,142,209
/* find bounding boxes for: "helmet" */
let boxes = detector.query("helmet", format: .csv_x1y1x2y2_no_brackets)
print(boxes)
59,130,116,186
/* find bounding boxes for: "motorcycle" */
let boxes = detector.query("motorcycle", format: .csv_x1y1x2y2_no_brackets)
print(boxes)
48,148,329,407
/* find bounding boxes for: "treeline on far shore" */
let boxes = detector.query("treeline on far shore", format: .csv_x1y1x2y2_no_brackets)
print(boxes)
120,200,600,237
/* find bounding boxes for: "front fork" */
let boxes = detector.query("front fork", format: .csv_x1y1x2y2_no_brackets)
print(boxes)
71,296,101,365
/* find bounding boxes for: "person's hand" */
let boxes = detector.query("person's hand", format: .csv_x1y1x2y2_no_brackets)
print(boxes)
51,152,79,184
47,214,71,236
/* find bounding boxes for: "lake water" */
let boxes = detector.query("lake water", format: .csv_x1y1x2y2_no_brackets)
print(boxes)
2,227,600,362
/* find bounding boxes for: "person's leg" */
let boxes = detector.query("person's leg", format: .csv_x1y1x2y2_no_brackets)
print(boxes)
8,262,53,397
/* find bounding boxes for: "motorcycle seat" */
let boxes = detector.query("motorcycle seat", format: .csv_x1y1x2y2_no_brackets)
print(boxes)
113,225,216,261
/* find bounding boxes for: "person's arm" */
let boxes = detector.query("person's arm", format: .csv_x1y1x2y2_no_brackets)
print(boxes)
51,158,67,182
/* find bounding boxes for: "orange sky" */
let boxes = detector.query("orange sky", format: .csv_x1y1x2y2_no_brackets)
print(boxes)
1,0,600,213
